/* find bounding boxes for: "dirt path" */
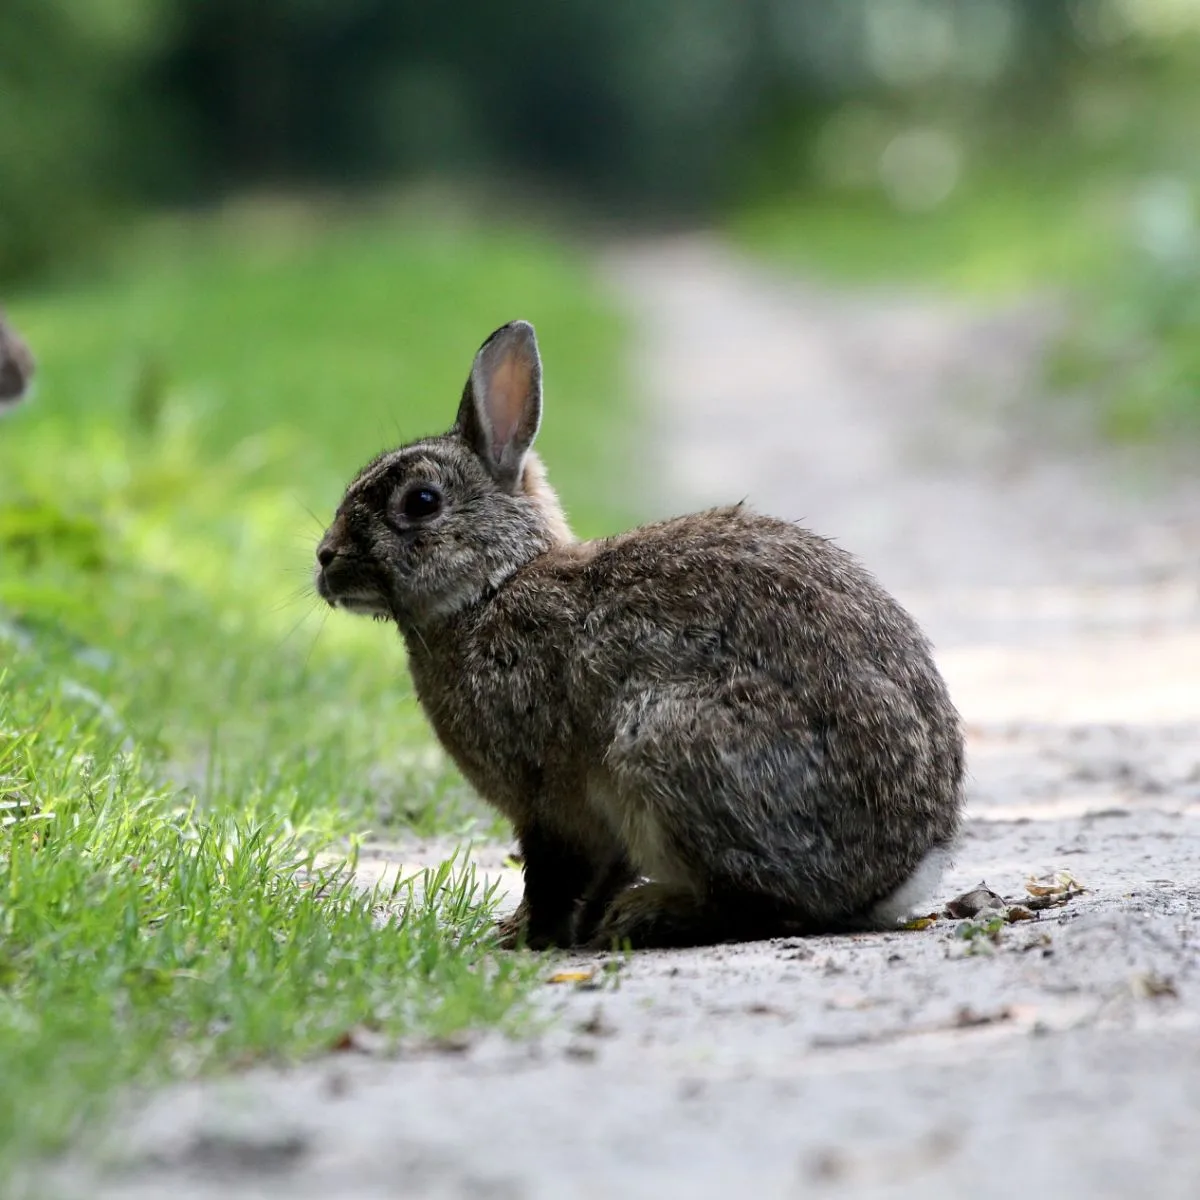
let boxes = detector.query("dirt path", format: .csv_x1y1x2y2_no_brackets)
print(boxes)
62,239,1200,1199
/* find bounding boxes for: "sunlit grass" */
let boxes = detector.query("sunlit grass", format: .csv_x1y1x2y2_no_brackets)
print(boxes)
0,201,628,1175
0,656,537,1172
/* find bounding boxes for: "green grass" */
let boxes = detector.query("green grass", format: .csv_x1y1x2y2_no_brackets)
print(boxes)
0,660,533,1175
0,199,628,1178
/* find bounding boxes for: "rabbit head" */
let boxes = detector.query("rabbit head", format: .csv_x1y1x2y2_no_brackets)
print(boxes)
0,311,35,408
316,320,572,630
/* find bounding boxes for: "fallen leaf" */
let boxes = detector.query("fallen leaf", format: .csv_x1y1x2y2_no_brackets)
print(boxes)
1004,905,1036,923
547,970,596,985
1020,892,1073,912
944,883,1006,919
955,913,1006,954
900,913,939,931
1026,871,1084,898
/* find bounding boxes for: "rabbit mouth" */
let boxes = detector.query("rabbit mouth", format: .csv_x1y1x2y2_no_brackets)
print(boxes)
334,594,391,617
320,587,391,619
314,566,391,618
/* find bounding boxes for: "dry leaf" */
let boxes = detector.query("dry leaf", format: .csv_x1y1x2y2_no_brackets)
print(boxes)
547,970,596,985
901,913,939,931
944,883,1006,919
1026,871,1084,898
1004,905,1036,923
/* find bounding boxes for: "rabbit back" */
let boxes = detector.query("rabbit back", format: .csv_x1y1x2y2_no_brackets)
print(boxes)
319,320,963,942
406,503,963,927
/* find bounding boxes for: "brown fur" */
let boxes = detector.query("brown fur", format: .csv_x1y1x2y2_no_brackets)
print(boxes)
317,320,964,949
0,311,34,407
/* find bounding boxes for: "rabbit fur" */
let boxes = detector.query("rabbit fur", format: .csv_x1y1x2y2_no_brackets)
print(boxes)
0,311,34,409
316,320,964,949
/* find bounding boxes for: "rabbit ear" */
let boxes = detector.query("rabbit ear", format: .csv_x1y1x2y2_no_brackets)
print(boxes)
456,320,542,491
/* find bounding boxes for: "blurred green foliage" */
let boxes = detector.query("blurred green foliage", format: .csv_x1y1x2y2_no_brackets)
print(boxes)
2,203,628,826
2,0,1198,433
734,12,1200,437
0,0,1086,277
0,0,172,276
1047,220,1200,440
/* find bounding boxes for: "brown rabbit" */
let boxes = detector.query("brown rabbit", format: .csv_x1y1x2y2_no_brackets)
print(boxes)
0,310,35,409
316,321,964,949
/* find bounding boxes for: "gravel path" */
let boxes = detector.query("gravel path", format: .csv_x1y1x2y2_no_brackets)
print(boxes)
57,239,1200,1200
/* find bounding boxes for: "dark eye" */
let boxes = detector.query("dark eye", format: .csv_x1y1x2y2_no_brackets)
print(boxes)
400,485,442,520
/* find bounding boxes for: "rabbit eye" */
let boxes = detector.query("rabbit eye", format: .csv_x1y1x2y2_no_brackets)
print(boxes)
400,485,442,520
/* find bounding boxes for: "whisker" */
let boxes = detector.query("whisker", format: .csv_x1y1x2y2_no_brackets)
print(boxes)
276,601,321,651
295,498,327,531
409,621,431,658
271,584,317,615
304,607,331,671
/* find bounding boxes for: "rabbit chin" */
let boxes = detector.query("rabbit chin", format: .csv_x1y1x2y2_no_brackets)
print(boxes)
332,593,391,619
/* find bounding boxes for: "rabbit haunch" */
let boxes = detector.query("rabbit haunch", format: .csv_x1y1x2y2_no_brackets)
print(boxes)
316,319,964,948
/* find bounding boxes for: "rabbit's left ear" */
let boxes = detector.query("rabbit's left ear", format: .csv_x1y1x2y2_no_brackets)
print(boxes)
456,320,542,492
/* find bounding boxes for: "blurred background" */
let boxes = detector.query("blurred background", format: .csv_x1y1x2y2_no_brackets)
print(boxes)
1,0,1198,782
2,4,1200,1162
3,1,1200,431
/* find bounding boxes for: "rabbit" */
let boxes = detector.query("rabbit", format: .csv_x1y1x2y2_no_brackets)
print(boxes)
316,320,964,949
0,310,35,409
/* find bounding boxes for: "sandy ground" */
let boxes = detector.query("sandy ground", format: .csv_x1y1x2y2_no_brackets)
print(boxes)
53,240,1200,1199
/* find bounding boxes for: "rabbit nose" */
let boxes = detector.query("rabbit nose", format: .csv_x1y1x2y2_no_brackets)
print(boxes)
317,543,336,568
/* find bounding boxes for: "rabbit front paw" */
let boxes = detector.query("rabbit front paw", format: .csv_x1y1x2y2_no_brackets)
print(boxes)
493,895,575,950
494,903,529,950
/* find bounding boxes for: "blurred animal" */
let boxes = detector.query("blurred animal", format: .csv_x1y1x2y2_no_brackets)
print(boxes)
316,321,964,948
0,311,35,409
